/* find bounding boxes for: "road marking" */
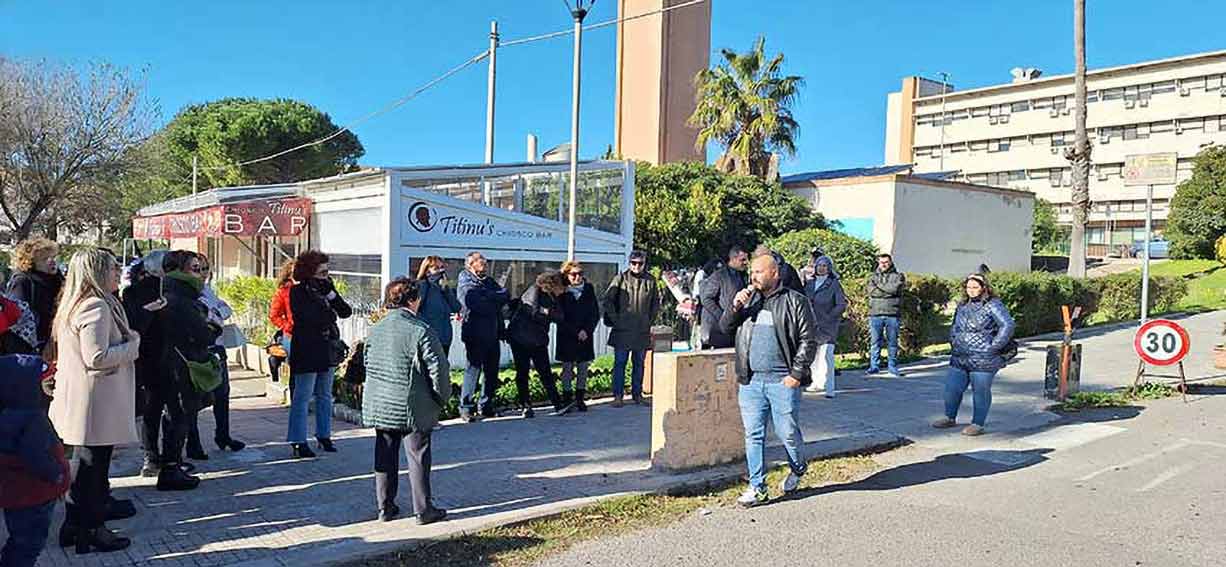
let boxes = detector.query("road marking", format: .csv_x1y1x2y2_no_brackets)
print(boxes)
1182,438,1226,450
1076,440,1191,482
1018,422,1127,451
1138,465,1192,492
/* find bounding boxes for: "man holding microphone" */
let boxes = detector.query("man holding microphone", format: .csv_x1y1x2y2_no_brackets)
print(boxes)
720,252,819,508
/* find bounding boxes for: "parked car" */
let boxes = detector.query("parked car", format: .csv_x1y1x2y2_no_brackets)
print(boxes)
1131,238,1169,259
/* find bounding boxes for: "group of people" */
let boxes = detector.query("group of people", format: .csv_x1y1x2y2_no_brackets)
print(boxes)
0,234,1019,564
694,246,1015,507
0,239,252,563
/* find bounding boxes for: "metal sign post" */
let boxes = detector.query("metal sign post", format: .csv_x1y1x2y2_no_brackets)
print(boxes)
1133,319,1192,402
1123,153,1177,324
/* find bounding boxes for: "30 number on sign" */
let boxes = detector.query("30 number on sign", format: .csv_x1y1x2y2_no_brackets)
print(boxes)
1133,319,1190,366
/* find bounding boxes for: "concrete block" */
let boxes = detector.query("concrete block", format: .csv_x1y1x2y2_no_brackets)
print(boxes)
651,349,744,472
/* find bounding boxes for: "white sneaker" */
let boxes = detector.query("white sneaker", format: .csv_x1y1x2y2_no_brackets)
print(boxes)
804,385,822,393
736,486,768,508
780,471,801,494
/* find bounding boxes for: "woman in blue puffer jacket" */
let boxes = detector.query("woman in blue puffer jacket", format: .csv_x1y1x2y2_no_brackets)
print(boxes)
932,273,1015,436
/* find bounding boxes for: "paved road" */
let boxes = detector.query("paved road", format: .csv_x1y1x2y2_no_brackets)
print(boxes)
6,310,1221,567
539,388,1226,567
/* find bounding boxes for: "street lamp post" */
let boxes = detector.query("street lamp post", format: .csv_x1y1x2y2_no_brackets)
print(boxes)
565,1,593,261
938,71,950,172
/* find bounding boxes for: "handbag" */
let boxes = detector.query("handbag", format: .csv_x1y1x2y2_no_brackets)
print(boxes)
1000,339,1020,362
328,338,350,367
176,348,222,393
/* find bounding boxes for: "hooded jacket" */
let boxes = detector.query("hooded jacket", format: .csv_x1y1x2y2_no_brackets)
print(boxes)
803,257,848,345
0,355,71,508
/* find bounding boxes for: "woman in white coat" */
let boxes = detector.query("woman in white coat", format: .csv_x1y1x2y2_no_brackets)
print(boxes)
48,249,141,554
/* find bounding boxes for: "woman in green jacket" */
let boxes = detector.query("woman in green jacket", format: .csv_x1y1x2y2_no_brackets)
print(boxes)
361,277,450,525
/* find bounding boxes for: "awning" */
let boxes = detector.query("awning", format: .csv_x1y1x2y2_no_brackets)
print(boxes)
132,197,312,239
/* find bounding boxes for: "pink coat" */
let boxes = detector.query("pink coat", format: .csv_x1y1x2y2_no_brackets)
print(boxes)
48,297,141,446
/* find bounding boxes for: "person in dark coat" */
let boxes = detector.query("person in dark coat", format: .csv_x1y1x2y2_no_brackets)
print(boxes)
0,292,38,356
416,256,462,354
6,237,64,351
699,246,749,349
803,256,847,398
602,250,660,407
933,273,1016,436
120,251,169,478
362,277,450,526
151,251,215,491
506,272,566,418
287,250,353,458
556,261,599,413
457,252,510,421
866,253,906,376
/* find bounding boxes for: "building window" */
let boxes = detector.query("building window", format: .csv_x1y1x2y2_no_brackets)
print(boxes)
1209,75,1224,91
950,143,968,153
1151,120,1174,133
1123,125,1148,140
971,106,990,118
1102,87,1124,101
1087,91,1100,103
989,139,1010,153
1180,117,1205,132
1008,170,1026,182
1052,132,1068,147
1011,101,1030,113
1152,80,1177,95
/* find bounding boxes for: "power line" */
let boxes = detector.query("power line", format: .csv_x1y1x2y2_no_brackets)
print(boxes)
200,50,489,172
201,0,706,174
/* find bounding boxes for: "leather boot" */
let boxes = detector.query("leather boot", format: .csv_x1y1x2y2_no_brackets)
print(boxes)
156,464,201,491
575,389,588,412
75,525,131,554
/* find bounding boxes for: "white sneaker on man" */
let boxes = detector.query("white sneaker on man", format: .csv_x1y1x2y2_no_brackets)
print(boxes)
780,471,801,494
736,486,769,508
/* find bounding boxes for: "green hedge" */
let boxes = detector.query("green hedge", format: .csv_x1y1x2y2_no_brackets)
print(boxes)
839,275,952,356
1091,273,1188,322
987,271,1098,337
216,275,280,346
768,228,881,281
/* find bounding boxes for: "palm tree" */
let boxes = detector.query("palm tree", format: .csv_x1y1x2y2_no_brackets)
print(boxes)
689,37,803,179
1066,0,1092,278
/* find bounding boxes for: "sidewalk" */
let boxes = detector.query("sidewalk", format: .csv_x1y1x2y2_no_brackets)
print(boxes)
11,310,1224,567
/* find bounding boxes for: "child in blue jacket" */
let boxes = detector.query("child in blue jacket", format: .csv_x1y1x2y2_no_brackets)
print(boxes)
1,354,70,567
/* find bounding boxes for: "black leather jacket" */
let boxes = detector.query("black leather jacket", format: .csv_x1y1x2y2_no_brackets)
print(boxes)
718,285,819,386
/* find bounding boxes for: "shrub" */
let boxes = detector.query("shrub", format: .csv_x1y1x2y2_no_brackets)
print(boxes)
768,228,880,281
1091,273,1188,322
216,276,279,346
987,272,1097,337
1216,234,1226,264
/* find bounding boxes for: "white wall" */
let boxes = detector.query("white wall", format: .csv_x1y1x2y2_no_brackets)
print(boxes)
788,180,898,254
891,180,1033,277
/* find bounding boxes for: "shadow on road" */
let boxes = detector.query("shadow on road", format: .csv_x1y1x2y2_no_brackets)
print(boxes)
777,448,1053,505
1051,405,1144,424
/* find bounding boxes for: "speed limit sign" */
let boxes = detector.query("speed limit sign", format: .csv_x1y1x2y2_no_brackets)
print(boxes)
1134,319,1190,366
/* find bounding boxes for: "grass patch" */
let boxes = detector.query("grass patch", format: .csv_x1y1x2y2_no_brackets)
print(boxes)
1054,382,1179,411
1177,266,1226,312
349,456,880,567
1145,259,1220,278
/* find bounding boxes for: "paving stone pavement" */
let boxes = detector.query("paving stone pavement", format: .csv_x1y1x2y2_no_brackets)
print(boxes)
6,310,1222,567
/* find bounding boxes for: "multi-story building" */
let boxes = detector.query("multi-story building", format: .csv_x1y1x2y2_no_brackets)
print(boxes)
884,50,1226,252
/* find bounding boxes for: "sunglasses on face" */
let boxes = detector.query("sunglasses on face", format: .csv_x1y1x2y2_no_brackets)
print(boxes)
629,261,645,266
569,271,585,277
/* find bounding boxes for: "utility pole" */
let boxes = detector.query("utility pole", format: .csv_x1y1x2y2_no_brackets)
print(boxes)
938,71,950,171
1066,0,1092,278
565,2,591,261
484,20,498,164
192,155,199,194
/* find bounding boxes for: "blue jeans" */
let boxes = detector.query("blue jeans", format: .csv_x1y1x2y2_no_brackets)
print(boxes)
611,349,646,399
2,500,54,567
943,366,997,426
868,316,900,372
288,369,334,443
738,378,807,491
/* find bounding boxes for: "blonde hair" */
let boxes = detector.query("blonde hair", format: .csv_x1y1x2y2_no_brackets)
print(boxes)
50,249,130,360
11,237,59,272
560,260,583,276
417,256,446,280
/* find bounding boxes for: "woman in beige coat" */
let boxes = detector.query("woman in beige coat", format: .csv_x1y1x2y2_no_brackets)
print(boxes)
48,249,140,554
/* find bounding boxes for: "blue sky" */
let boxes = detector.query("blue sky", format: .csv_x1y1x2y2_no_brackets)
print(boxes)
3,1,1224,174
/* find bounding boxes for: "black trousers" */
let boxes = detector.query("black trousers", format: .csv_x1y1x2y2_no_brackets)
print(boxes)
373,430,433,515
65,445,114,530
509,342,562,408
141,382,194,465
